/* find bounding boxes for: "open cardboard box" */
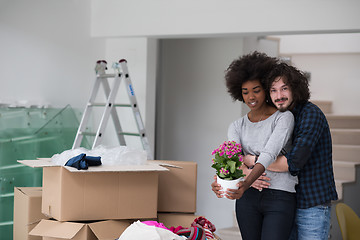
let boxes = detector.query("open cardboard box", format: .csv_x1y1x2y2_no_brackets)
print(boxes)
13,187,49,240
18,159,169,222
29,219,131,240
153,160,197,213
157,213,201,229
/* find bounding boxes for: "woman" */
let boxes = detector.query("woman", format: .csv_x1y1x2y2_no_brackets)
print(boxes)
211,52,297,240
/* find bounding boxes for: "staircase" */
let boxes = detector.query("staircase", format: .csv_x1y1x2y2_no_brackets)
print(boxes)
216,100,360,240
321,102,360,201
306,101,360,239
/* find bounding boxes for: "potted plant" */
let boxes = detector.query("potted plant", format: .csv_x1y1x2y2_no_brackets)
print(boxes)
211,140,245,198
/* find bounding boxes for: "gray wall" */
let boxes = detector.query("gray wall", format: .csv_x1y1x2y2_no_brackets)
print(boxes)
156,37,247,229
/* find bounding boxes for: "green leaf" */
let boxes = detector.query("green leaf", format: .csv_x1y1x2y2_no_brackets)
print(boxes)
227,161,236,173
233,169,245,179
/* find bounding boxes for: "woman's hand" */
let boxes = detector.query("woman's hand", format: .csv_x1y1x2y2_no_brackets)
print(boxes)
211,175,224,198
211,166,271,200
226,181,248,200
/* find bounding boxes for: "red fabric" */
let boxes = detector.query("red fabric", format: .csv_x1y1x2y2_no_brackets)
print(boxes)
166,216,218,240
192,216,217,239
192,216,216,232
169,225,185,233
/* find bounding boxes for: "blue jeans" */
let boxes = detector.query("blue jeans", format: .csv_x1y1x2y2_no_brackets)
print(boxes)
235,188,296,240
289,204,332,240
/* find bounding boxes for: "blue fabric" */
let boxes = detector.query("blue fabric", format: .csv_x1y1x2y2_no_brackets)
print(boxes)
286,102,338,209
65,153,101,170
289,204,332,240
235,188,296,240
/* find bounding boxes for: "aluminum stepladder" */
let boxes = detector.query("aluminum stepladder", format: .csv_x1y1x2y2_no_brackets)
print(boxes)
72,59,153,160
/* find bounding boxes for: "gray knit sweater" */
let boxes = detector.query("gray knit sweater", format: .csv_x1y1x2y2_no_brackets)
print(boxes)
228,110,298,193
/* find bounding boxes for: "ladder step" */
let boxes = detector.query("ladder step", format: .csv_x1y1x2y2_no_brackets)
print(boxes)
119,132,141,137
97,73,117,78
89,103,132,107
114,104,132,107
80,131,97,136
73,59,153,160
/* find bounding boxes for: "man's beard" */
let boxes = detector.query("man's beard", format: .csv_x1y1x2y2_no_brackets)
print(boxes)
278,106,288,112
275,98,289,112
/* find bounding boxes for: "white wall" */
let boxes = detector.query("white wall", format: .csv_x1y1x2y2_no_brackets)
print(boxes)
0,1,156,153
100,38,157,153
290,54,360,115
275,33,360,54
91,0,360,38
274,34,360,115
157,37,245,229
155,34,360,231
0,0,105,109
2,0,360,233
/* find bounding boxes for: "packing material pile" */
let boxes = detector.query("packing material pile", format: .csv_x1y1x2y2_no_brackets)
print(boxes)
14,146,222,239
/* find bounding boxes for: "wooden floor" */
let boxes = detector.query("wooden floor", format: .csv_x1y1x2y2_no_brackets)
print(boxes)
216,226,242,240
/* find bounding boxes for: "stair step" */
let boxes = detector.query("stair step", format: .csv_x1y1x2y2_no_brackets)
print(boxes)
333,145,360,162
326,115,360,129
312,100,332,114
335,179,352,200
335,177,359,200
333,161,359,181
331,129,360,145
335,180,343,200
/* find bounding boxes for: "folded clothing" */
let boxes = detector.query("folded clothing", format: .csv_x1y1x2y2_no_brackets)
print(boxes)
65,153,102,170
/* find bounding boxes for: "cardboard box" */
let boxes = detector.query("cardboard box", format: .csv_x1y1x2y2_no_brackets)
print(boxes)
155,160,197,213
13,187,49,240
29,219,131,240
157,213,200,228
18,159,168,221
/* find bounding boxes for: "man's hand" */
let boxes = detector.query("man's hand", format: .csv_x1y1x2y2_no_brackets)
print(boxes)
243,154,256,168
251,176,271,191
211,175,224,198
267,155,289,172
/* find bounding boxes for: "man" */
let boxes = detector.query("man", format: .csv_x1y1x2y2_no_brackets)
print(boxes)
225,62,338,239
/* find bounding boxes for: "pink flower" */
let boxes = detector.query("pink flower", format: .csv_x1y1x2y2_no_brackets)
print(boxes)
211,140,245,180
220,168,229,175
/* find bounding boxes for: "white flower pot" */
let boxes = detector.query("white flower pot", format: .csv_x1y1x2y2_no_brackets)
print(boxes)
216,175,244,199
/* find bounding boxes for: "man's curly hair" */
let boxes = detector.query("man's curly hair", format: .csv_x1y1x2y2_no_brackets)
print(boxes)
267,62,310,106
225,51,279,103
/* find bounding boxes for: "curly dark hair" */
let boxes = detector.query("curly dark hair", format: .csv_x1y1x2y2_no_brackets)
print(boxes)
225,51,279,103
267,62,310,105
